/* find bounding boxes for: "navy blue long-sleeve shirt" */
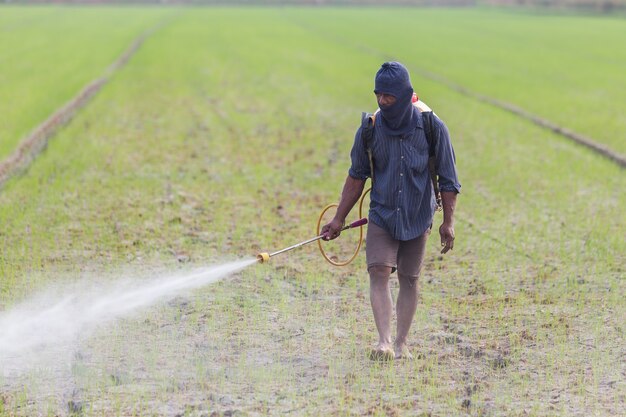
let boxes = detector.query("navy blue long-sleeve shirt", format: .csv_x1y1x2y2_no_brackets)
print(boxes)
348,111,461,241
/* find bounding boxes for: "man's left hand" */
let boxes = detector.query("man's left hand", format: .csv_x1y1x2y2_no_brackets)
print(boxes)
439,222,455,254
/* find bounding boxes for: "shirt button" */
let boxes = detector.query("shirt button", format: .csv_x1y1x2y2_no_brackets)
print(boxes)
400,173,403,177
399,190,402,193
397,208,400,211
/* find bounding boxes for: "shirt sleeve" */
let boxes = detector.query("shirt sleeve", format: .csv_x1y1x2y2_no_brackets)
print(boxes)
432,118,461,193
348,127,371,180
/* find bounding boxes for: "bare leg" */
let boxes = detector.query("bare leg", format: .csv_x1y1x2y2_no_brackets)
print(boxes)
394,229,429,359
369,265,393,353
395,274,418,358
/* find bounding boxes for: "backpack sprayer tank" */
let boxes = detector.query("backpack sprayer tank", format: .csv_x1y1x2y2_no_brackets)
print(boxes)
413,92,433,113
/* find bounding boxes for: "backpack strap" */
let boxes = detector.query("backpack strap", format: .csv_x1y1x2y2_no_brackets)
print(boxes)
362,112,397,273
421,111,443,211
360,112,377,185
360,109,442,211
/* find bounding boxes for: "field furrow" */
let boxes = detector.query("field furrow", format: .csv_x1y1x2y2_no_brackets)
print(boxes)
0,7,624,417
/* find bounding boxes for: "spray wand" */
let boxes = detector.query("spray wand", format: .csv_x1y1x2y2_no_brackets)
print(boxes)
256,218,368,263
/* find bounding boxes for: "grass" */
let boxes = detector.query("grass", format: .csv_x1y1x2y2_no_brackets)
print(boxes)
0,7,171,160
0,6,624,417
281,7,626,155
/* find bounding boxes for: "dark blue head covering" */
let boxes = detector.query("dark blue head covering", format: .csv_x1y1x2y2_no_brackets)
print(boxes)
374,62,417,137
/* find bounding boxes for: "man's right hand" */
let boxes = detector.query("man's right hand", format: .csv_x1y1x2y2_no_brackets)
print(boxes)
321,218,344,241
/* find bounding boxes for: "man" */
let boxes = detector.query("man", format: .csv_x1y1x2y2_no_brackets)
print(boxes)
322,62,461,360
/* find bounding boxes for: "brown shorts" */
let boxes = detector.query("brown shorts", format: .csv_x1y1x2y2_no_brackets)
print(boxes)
365,221,431,279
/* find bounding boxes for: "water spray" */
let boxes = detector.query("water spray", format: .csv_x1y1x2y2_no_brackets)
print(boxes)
256,218,368,263
0,195,371,380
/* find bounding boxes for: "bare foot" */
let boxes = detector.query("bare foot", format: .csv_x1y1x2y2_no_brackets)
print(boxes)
369,344,395,361
394,344,413,360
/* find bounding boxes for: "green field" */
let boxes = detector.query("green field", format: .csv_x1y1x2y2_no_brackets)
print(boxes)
0,6,624,417
0,7,172,160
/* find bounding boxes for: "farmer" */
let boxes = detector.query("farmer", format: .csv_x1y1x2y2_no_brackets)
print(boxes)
322,61,460,360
